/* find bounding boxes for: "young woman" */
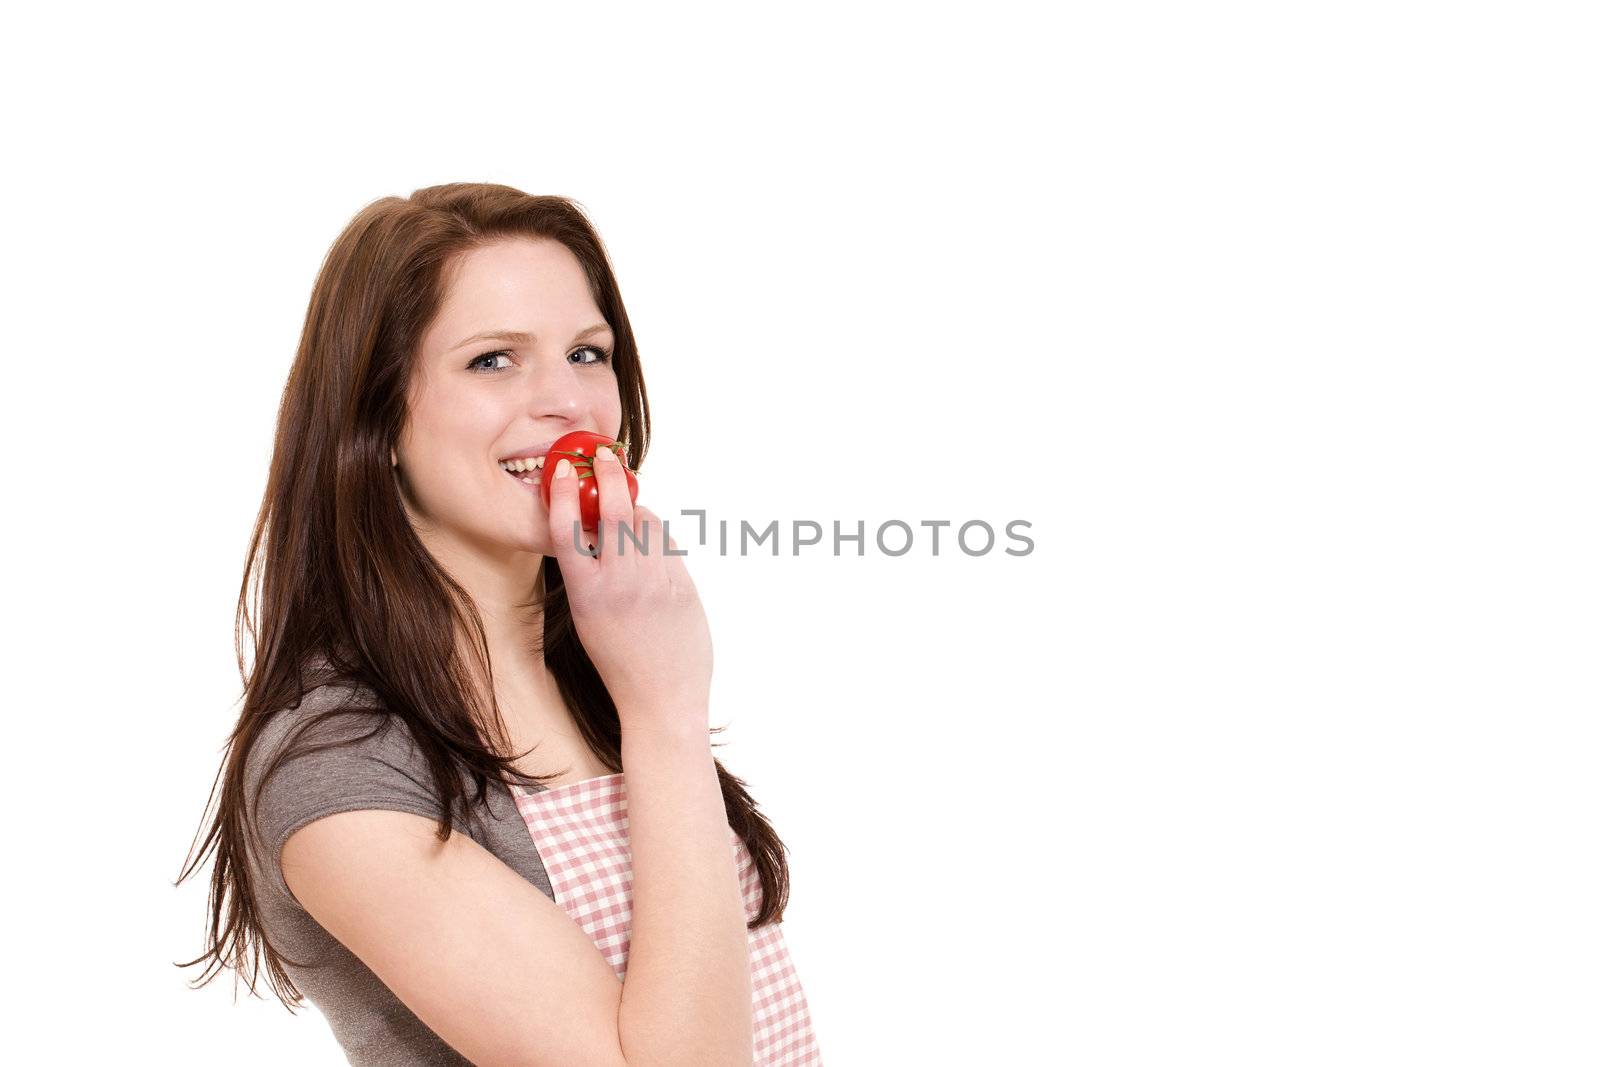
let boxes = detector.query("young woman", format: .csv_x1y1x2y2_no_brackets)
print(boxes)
176,184,822,1066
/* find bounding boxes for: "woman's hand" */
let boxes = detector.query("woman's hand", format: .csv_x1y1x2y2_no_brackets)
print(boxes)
546,446,712,736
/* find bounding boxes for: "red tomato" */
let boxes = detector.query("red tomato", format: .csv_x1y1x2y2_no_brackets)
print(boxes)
539,430,639,531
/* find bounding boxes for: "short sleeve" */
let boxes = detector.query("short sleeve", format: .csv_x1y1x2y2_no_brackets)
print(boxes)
242,691,474,907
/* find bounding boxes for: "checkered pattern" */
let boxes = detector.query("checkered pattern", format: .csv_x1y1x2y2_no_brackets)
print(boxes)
510,774,823,1065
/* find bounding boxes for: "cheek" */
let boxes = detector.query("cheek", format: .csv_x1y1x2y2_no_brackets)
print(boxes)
592,382,626,437
406,394,508,473
400,413,500,501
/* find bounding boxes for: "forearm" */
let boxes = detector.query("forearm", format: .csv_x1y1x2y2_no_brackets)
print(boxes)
616,715,753,1067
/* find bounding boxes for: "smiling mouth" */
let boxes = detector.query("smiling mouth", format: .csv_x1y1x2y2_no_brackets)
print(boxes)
499,456,545,476
498,455,546,490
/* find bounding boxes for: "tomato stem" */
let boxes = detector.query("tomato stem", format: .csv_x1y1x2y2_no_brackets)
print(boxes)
546,441,626,476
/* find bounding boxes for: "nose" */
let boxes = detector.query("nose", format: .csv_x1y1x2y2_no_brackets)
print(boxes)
523,357,588,424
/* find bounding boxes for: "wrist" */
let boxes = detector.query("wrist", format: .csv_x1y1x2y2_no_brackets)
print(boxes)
616,702,711,745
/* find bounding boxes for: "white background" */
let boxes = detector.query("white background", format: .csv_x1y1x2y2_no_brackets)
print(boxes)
3,2,1595,1064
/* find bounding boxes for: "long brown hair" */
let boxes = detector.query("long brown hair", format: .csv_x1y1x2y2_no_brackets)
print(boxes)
174,183,791,1007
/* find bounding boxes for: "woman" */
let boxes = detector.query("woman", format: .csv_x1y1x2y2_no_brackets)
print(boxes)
176,184,822,1065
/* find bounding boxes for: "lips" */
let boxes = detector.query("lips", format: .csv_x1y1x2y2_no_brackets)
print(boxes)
497,440,558,463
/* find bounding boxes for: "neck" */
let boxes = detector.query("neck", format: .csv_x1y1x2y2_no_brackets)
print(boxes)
400,510,587,754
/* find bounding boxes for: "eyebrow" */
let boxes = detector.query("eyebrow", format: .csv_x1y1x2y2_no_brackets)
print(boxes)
450,323,613,352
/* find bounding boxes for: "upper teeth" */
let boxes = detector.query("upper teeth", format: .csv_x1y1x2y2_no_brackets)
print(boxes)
499,456,546,472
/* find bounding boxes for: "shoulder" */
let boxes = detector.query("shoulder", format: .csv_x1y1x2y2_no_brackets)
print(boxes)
243,683,404,799
249,679,399,763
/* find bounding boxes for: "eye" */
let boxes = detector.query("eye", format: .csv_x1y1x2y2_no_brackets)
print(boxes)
466,345,614,374
466,350,514,373
571,344,614,367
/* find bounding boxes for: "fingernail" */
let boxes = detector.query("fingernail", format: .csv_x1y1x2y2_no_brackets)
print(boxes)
554,458,573,478
595,446,616,462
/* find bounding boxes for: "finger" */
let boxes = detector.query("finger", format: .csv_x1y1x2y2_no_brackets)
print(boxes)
590,443,634,560
546,457,598,573
634,504,688,579
633,505,682,555
628,503,660,560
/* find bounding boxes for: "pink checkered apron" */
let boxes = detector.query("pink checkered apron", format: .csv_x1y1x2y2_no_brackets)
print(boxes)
508,773,824,1065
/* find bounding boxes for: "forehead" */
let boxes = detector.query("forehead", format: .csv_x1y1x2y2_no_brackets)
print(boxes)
423,238,603,353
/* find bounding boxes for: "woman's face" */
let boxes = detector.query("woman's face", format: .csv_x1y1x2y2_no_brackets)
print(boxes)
395,237,623,559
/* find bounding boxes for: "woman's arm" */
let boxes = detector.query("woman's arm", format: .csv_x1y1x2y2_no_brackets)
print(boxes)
282,808,634,1067
617,716,754,1067
547,446,751,1063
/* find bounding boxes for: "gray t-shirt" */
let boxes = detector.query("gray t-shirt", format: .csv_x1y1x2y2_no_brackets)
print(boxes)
241,679,558,1065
